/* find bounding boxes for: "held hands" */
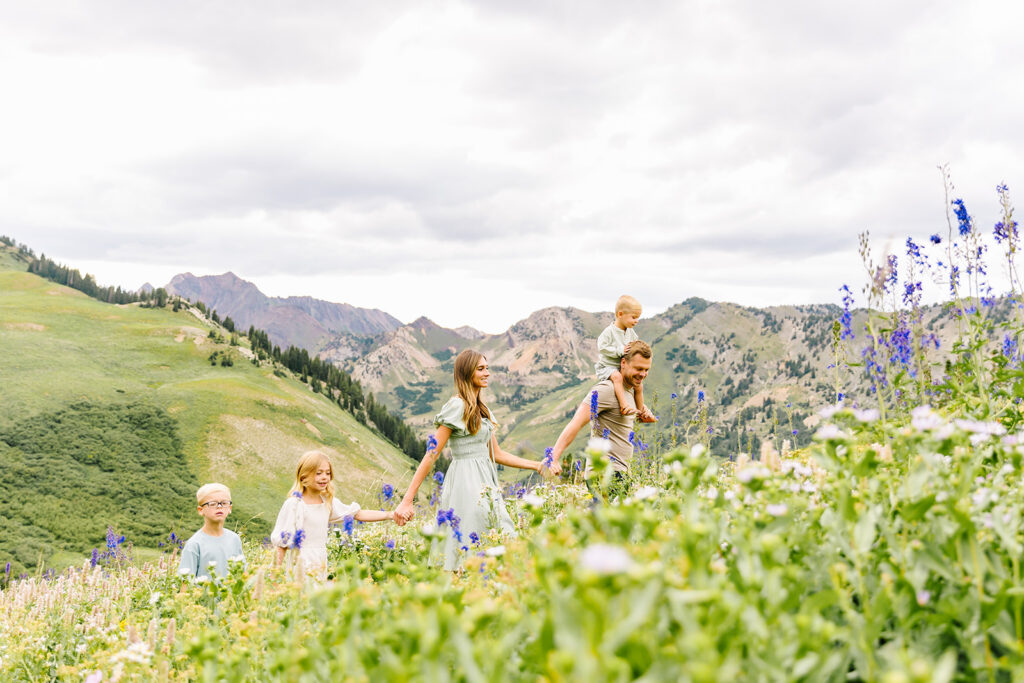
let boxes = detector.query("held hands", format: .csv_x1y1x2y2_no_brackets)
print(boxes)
393,502,415,526
540,457,562,478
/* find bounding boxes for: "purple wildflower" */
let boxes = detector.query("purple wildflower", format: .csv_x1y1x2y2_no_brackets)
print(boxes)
436,508,462,543
433,471,444,486
385,539,396,549
930,234,941,244
1003,335,1019,365
293,529,306,549
952,198,972,236
342,516,355,536
382,483,394,501
839,284,855,340
427,435,438,453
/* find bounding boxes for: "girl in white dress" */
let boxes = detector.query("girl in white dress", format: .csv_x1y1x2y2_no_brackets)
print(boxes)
271,450,397,581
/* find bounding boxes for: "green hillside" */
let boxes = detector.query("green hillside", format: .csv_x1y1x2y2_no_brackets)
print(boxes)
0,251,415,574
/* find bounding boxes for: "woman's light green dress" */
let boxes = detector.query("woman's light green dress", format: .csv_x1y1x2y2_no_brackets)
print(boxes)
431,396,516,571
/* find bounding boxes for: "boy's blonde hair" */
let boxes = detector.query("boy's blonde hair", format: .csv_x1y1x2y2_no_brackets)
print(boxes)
196,482,231,505
289,450,335,500
615,295,642,315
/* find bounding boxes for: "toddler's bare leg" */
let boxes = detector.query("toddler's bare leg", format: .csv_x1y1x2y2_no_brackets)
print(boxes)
611,370,636,415
636,384,657,422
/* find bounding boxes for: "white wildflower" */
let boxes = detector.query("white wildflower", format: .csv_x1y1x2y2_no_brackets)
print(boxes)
916,590,931,606
632,486,659,501
723,489,736,501
737,465,769,483
690,443,706,459
814,424,847,440
485,545,506,557
1000,463,1015,476
955,419,1006,436
972,487,993,509
852,408,879,423
911,405,943,431
819,405,842,419
521,494,545,508
148,592,161,606
228,554,245,563
586,438,611,455
766,503,788,517
419,522,440,538
579,543,635,575
111,641,152,665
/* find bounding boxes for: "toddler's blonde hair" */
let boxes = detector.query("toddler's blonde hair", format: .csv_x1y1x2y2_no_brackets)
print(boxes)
196,482,231,505
289,450,336,500
615,295,642,315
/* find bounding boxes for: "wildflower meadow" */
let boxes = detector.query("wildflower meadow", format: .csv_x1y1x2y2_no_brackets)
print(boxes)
6,176,1024,681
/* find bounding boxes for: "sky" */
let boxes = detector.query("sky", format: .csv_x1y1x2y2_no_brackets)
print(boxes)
3,1,1024,333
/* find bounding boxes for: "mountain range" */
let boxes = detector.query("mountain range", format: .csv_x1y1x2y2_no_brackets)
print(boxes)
161,272,935,457
165,272,404,352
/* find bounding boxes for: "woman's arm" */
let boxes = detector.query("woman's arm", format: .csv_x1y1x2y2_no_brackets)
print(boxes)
394,426,452,523
491,434,560,475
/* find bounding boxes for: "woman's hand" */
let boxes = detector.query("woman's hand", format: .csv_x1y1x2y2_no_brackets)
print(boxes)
547,458,562,477
394,502,415,526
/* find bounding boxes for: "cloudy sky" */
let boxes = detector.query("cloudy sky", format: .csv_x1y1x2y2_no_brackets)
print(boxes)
3,1,1024,332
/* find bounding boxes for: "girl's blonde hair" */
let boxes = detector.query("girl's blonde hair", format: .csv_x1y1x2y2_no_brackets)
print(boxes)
453,349,494,435
289,450,335,500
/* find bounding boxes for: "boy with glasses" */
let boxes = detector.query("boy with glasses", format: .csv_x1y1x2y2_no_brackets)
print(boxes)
178,482,245,579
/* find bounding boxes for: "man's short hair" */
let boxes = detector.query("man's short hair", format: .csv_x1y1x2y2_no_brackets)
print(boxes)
196,482,231,505
615,295,642,314
623,340,652,363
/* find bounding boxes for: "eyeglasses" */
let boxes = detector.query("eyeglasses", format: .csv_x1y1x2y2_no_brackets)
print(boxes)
201,501,232,509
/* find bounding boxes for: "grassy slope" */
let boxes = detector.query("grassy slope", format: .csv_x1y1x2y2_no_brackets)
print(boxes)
0,256,415,564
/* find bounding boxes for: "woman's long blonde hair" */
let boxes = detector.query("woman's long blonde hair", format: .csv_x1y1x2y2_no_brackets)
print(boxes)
289,450,335,500
453,349,494,435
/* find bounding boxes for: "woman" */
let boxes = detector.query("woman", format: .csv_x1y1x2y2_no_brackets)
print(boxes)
394,349,560,570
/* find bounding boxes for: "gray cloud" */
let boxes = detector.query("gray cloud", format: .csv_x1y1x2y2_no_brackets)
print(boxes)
4,1,1024,330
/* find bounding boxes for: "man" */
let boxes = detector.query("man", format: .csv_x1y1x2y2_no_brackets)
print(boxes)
549,340,653,498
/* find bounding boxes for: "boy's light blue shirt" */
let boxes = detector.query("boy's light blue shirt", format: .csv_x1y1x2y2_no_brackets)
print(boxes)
179,528,244,579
